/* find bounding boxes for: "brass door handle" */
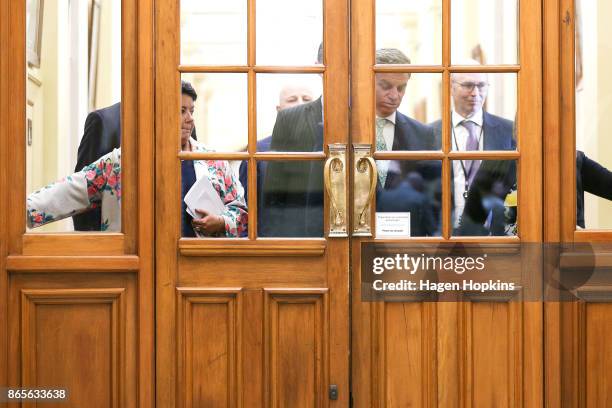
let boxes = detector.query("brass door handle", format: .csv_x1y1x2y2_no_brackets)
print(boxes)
353,144,377,236
324,144,348,237
356,157,377,226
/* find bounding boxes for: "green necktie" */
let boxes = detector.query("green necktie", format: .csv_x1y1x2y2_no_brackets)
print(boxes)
376,117,389,187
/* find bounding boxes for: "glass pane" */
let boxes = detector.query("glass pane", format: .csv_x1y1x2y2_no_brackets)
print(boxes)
575,0,612,229
452,159,517,236
257,74,323,152
256,0,323,65
451,0,518,65
180,73,248,153
375,71,441,151
258,160,324,237
180,160,247,238
180,0,247,65
26,0,121,233
444,72,516,151
376,0,442,65
375,160,442,237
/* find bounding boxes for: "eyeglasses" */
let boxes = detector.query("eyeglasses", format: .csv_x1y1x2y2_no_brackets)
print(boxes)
453,81,489,92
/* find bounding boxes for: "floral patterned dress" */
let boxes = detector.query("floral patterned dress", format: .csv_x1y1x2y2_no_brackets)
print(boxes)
27,144,248,237
27,149,122,231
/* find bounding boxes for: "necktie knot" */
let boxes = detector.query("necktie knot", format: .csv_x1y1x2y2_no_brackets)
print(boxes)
461,120,479,151
461,119,477,133
376,117,388,131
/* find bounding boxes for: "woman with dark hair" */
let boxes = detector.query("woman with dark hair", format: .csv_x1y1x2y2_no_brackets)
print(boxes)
27,81,247,237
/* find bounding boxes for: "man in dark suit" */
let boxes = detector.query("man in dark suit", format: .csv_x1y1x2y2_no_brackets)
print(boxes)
72,102,121,231
430,71,516,235
261,47,436,237
239,83,315,205
260,95,324,237
373,49,438,236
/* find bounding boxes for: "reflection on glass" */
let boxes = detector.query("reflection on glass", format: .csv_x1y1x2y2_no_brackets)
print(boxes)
181,73,248,152
256,74,323,151
376,160,442,237
26,0,121,233
375,71,441,151
451,0,518,65
440,72,516,151
575,0,612,229
258,160,324,237
180,159,247,238
452,159,517,236
376,0,442,65
256,0,322,65
181,0,247,65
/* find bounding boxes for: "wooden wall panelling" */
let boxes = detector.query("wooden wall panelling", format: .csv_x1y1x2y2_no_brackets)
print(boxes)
176,288,243,408
21,288,126,407
264,289,329,408
579,294,612,407
7,273,137,407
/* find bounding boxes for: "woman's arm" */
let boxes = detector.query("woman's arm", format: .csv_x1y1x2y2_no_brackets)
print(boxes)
203,159,248,237
27,149,121,229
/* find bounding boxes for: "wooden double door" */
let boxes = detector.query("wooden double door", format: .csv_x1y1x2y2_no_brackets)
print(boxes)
4,0,612,407
155,0,543,406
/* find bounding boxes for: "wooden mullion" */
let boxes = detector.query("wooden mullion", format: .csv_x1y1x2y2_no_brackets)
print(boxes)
253,66,326,74
248,0,255,67
122,0,138,253
442,0,451,68
448,65,521,73
442,157,451,240
447,151,520,160
7,0,25,254
248,69,257,240
178,66,250,73
559,0,576,242
373,65,445,73
442,0,451,240
373,65,521,74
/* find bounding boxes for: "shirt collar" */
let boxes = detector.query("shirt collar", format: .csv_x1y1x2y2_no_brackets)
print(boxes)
377,111,397,125
452,109,483,128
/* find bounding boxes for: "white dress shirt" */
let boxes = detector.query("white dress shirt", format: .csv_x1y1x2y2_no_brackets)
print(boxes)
451,109,484,227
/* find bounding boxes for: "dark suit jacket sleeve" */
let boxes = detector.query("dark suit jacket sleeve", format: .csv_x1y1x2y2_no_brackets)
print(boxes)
581,153,612,200
75,111,104,172
260,111,291,236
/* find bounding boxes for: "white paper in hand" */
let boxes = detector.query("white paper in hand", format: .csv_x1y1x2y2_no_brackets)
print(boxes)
183,175,226,218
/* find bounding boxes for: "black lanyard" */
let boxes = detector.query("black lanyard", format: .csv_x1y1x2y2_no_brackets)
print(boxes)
451,117,485,199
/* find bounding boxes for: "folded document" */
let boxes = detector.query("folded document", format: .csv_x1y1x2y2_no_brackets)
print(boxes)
183,175,225,219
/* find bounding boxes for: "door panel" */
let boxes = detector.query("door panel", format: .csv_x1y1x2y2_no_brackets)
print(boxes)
351,0,543,406
156,0,349,406
0,0,154,406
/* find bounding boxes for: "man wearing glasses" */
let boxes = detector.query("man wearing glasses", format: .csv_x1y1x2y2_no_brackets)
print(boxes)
432,70,515,234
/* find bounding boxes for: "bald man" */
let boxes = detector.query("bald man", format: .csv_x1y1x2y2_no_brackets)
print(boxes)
238,83,316,236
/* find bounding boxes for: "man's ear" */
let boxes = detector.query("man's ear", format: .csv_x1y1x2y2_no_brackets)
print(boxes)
276,105,281,112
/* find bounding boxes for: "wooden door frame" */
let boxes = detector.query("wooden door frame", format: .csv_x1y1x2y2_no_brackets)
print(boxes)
0,0,155,406
544,0,612,406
